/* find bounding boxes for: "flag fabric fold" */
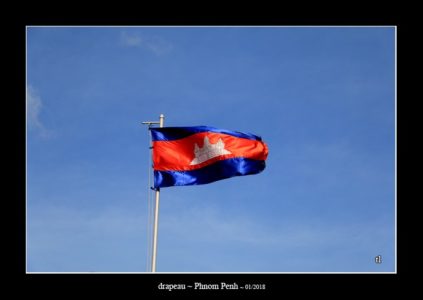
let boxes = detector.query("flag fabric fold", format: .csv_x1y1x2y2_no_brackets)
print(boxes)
150,126,268,188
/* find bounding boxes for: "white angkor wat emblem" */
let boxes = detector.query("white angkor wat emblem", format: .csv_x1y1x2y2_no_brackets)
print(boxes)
190,136,231,165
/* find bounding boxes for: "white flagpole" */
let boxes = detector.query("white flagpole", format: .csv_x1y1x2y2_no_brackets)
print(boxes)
151,114,164,272
141,114,164,272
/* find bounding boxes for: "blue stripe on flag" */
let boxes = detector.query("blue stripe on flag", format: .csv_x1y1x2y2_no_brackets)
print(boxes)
154,157,266,188
150,126,262,142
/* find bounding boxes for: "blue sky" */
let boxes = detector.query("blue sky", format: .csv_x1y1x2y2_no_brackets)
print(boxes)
26,26,395,272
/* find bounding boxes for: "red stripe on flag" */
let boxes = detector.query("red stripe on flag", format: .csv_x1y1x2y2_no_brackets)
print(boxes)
153,132,268,171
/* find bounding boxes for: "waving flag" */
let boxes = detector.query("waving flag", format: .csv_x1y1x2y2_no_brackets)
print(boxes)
150,126,268,188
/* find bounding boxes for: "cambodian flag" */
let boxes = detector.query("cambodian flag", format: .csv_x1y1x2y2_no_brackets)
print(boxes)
150,126,269,188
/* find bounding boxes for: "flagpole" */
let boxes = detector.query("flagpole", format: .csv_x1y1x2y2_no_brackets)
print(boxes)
151,113,164,272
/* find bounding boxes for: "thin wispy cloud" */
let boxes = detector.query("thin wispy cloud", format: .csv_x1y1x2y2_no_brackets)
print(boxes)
158,201,393,271
161,203,388,249
121,31,143,47
27,85,54,138
120,31,173,55
144,36,173,55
